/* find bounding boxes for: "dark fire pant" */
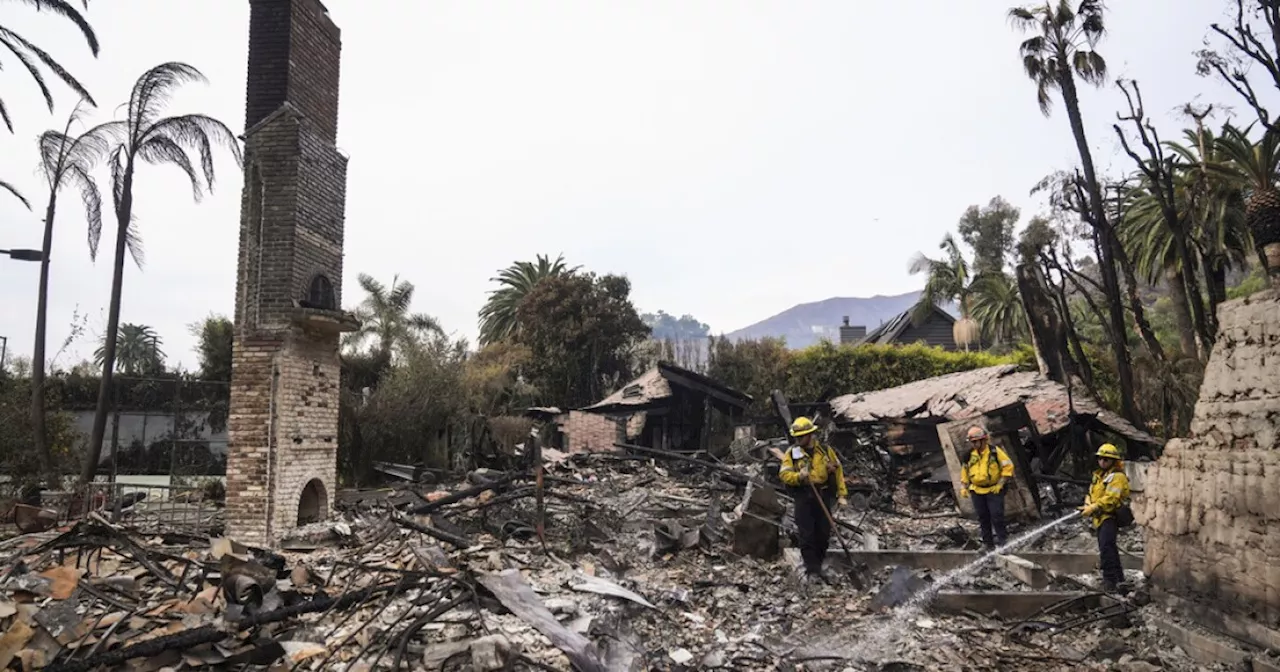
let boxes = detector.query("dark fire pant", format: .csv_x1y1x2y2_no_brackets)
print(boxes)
971,491,1008,548
1097,517,1123,585
794,487,835,574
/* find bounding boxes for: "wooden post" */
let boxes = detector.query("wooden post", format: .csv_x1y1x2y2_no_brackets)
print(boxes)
700,395,712,453
532,429,547,553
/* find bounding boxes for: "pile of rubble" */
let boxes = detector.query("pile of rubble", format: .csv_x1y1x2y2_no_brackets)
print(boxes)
0,448,1245,670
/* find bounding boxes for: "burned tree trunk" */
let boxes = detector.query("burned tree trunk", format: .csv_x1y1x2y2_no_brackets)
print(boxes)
1015,263,1074,384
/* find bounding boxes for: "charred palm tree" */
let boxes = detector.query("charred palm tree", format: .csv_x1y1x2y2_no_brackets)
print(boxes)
81,63,242,486
31,102,107,479
0,0,98,131
1009,0,1142,426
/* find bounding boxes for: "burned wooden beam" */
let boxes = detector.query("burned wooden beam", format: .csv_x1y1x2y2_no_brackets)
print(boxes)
407,472,521,515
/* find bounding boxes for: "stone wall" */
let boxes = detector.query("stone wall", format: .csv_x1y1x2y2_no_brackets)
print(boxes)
1140,288,1280,628
565,411,622,453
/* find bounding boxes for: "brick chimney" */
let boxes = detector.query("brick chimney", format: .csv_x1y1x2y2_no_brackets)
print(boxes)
245,0,341,142
839,316,866,345
226,0,354,547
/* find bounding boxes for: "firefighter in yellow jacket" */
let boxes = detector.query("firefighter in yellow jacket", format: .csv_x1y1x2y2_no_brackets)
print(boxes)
958,426,1014,551
779,417,847,582
1080,443,1131,592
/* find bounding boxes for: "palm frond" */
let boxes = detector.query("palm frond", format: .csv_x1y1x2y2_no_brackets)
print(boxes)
1,179,31,209
8,0,98,54
1010,1,1108,115
357,273,385,298
0,31,56,111
0,24,95,109
125,215,144,269
138,135,202,200
1006,6,1038,30
63,163,102,239
127,62,207,137
478,254,576,345
408,313,443,335
145,113,243,182
970,271,1027,344
387,276,414,312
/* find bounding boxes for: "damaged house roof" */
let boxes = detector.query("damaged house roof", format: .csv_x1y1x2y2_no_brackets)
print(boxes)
582,362,753,414
828,364,1162,446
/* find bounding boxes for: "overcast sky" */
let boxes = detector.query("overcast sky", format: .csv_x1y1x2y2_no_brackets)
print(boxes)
0,0,1245,370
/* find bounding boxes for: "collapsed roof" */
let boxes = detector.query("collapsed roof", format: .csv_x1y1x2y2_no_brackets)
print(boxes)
581,362,753,414
828,364,1161,446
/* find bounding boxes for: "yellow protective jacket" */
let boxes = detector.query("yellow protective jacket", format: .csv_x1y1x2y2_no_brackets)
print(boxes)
779,440,848,498
960,444,1014,495
1086,462,1131,528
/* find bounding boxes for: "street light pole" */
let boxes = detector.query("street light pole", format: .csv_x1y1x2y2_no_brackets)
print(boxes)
0,336,7,372
0,248,44,262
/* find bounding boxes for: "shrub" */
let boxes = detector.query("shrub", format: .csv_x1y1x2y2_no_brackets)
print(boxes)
784,341,1030,402
0,376,81,485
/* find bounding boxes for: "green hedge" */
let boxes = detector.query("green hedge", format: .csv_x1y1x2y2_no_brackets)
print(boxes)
48,372,228,412
784,341,1034,402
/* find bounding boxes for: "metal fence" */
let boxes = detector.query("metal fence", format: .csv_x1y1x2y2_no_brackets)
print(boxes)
2,480,222,537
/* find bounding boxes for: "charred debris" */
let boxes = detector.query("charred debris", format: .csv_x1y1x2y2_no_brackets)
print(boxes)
0,364,1209,671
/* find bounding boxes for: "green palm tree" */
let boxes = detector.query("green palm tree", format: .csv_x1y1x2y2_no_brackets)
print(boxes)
31,101,108,477
1165,124,1253,309
1213,123,1280,277
1119,180,1202,357
345,273,443,360
0,0,98,131
909,234,984,350
94,323,163,375
82,63,242,486
969,271,1028,346
908,234,970,322
1010,0,1142,426
478,254,577,345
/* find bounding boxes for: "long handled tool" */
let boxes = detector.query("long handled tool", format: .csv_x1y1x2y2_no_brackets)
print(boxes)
768,392,865,587
769,445,864,589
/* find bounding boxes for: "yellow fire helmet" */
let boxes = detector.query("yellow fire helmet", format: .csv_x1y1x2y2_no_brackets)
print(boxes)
1096,443,1123,460
790,416,818,437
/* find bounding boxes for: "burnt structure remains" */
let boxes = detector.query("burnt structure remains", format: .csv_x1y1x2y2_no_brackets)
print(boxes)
1141,287,1280,650
566,362,753,453
225,0,357,547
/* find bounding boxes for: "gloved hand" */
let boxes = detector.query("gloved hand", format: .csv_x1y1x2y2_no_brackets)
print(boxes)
959,488,970,499
1079,503,1099,517
837,497,848,509
798,467,810,482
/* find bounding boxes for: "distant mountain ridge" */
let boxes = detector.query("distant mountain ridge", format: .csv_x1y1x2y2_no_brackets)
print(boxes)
723,291,948,349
